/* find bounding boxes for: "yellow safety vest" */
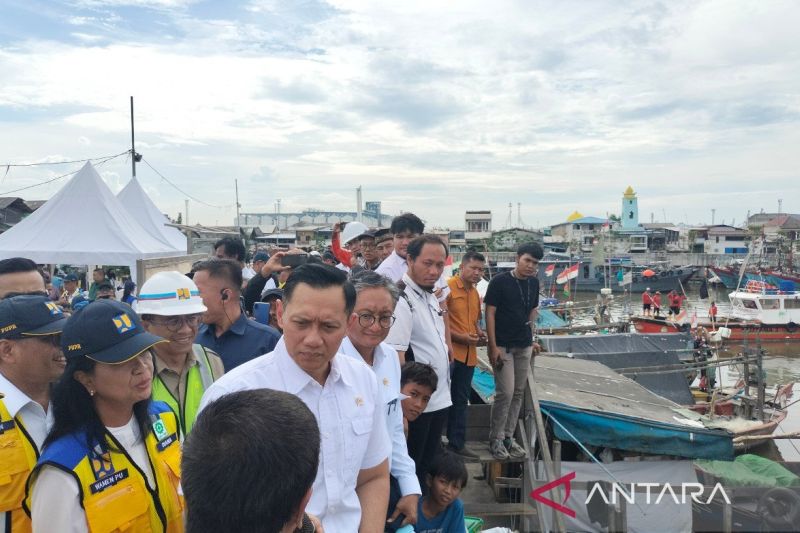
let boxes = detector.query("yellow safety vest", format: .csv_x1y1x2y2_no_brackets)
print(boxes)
151,345,216,436
0,396,38,533
24,402,184,533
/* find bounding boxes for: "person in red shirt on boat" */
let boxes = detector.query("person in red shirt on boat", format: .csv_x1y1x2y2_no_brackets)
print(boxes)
709,301,718,328
641,288,653,317
667,290,682,318
653,291,663,318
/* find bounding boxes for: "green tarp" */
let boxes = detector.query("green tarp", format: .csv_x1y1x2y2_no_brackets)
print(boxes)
695,454,800,488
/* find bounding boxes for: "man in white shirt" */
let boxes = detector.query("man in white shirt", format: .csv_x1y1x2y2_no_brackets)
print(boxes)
341,270,421,527
200,263,390,533
0,294,68,531
385,235,452,490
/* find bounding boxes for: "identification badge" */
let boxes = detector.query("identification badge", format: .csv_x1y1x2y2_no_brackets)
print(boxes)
152,418,169,441
0,419,15,434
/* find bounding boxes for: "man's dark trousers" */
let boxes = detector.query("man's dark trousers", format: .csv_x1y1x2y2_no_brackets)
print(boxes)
446,360,475,450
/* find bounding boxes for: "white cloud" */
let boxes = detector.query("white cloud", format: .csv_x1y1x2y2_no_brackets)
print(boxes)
1,0,798,228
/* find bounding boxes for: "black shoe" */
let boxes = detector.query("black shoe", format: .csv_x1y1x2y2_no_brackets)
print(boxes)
447,444,480,459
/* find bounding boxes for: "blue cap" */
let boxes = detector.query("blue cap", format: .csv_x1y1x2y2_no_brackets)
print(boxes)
64,273,79,282
253,251,269,262
62,299,165,364
0,295,68,339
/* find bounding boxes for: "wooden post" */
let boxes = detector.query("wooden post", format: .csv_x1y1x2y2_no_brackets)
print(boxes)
528,369,566,532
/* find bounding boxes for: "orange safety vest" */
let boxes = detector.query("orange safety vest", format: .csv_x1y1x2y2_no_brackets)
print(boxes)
0,395,38,533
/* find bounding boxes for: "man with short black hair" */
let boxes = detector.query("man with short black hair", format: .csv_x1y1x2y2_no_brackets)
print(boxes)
445,251,486,459
485,242,543,460
0,294,68,531
94,281,116,300
193,258,280,371
87,267,106,301
184,389,322,533
0,257,46,299
214,236,254,283
375,213,426,283
386,234,452,489
201,263,391,532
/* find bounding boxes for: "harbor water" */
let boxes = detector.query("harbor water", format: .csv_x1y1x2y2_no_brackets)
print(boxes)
554,282,800,462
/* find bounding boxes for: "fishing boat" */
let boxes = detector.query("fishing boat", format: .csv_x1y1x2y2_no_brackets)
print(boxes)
534,356,735,460
632,280,800,341
685,399,788,451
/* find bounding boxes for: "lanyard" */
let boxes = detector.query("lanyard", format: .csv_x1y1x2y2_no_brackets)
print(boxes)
511,271,531,314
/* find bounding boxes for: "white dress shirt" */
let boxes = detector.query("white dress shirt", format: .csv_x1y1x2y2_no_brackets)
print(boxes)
30,416,152,533
375,251,450,302
0,372,53,533
199,338,391,533
339,337,421,498
385,274,452,413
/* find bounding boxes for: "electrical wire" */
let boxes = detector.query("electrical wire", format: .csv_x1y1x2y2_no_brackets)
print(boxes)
0,151,128,196
140,158,232,209
1,151,130,168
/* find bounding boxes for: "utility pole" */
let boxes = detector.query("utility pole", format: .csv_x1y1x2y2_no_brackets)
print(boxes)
185,199,189,226
711,208,716,225
235,179,241,231
779,199,783,213
130,96,139,178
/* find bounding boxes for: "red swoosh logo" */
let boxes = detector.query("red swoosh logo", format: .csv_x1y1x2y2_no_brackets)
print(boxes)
530,471,576,518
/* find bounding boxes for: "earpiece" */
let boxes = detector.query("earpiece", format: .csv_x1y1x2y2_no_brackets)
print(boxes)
220,289,229,301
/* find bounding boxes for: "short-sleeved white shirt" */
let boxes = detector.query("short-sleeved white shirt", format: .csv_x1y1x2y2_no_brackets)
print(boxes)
339,338,421,497
385,274,452,412
199,338,391,533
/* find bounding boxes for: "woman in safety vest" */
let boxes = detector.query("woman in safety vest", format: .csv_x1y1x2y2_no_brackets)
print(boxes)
25,300,184,533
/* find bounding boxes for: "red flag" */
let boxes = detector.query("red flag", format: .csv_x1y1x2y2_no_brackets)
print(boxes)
557,264,579,285
545,264,555,277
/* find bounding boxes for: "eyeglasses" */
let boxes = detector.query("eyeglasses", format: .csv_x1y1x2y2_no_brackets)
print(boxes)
360,242,377,250
357,313,396,329
147,314,203,332
21,334,62,347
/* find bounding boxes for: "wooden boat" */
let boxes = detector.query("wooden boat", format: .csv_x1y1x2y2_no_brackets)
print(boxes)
534,356,735,460
686,400,788,451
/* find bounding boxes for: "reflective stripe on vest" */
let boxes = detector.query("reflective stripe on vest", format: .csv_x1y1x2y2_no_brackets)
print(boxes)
24,402,184,533
151,345,215,436
1,397,38,533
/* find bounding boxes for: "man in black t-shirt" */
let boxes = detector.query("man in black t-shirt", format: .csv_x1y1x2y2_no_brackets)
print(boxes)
484,242,543,460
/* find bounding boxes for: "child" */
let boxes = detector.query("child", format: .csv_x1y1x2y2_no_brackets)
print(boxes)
400,362,438,437
416,452,468,533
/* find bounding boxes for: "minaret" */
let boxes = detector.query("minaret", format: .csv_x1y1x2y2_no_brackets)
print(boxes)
621,186,639,230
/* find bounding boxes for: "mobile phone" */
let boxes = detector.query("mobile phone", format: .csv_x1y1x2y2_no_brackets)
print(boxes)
386,514,406,532
281,254,308,268
253,302,270,325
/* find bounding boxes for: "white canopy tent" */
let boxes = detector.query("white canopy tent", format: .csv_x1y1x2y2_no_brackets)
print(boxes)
117,176,187,252
0,162,180,276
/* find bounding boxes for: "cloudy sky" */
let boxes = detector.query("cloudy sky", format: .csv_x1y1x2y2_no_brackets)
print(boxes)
1,0,798,229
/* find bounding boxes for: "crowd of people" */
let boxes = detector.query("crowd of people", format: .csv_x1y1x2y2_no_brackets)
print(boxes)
0,211,545,533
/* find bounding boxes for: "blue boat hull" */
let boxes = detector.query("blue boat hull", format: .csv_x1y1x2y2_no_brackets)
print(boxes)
540,402,734,461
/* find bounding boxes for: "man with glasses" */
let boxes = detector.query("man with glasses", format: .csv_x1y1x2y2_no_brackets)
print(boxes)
136,271,225,436
341,271,421,528
0,294,68,531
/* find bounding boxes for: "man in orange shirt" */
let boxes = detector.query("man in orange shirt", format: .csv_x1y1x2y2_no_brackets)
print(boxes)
445,251,486,459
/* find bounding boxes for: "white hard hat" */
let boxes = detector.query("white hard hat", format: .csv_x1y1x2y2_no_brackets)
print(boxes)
134,271,207,316
341,221,369,245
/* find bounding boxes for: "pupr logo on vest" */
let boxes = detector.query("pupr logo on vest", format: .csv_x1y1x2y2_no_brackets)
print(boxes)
112,313,136,334
176,288,191,300
45,302,63,316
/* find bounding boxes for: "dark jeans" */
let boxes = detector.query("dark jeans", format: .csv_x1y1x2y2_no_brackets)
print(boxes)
408,407,449,493
446,361,475,450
